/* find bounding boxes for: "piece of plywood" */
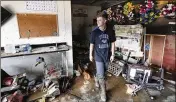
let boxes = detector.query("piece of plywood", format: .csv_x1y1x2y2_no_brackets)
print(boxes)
17,13,58,38
163,35,176,71
147,35,175,71
150,35,166,67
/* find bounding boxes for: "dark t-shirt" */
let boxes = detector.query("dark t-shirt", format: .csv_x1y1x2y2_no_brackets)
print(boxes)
90,26,116,63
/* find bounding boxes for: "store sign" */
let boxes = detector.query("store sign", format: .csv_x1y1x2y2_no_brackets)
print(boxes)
72,8,88,17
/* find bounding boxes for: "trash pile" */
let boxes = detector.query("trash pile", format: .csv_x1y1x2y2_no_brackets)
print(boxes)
126,84,140,95
1,56,73,102
1,70,29,102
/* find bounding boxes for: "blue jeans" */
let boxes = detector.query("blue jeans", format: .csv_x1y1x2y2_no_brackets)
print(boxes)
95,61,109,79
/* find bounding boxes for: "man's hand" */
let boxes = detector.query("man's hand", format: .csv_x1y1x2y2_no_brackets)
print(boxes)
110,55,114,62
89,55,94,62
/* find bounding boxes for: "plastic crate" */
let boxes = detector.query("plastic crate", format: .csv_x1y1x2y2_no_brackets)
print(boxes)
107,59,124,77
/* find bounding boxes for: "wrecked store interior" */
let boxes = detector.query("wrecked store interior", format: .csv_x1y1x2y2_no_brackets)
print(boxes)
1,0,176,102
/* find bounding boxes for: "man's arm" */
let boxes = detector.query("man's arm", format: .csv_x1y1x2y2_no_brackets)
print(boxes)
111,42,115,56
89,44,94,61
110,42,115,62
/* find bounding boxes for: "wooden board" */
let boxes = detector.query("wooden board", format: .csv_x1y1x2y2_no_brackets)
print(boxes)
17,13,58,38
163,35,176,71
149,35,166,67
147,35,175,71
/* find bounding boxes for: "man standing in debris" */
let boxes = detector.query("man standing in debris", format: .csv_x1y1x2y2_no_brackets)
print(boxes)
89,11,116,101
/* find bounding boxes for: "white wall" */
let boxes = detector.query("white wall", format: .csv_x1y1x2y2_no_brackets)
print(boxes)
1,1,73,76
1,1,66,46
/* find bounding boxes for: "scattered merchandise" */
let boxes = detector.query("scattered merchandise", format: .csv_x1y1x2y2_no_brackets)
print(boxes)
123,2,137,23
76,56,91,80
105,5,127,24
107,59,124,77
139,0,160,25
126,84,140,95
74,70,81,77
59,77,72,93
6,91,24,102
1,69,29,102
38,97,46,102
123,2,134,17
161,1,176,19
18,44,32,53
103,0,176,25
106,73,112,77
4,44,16,54
35,56,71,99
114,24,143,58
1,69,29,94
122,52,164,100
1,90,27,102
83,71,91,80
45,83,60,98
28,77,44,92
114,24,143,38
1,55,72,102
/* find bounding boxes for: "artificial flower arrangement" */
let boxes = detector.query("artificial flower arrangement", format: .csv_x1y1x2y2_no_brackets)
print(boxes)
123,2,135,21
139,0,160,25
161,1,176,19
102,0,174,25
105,4,127,25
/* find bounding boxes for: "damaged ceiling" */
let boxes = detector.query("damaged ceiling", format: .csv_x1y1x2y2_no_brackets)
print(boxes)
71,0,144,6
71,0,144,10
71,0,124,6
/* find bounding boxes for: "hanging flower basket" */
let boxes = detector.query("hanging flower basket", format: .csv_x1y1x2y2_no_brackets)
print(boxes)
105,5,127,25
139,0,160,25
123,2,135,21
161,2,176,19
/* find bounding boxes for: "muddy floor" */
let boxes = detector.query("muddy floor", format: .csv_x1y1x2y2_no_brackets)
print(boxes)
28,74,175,102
